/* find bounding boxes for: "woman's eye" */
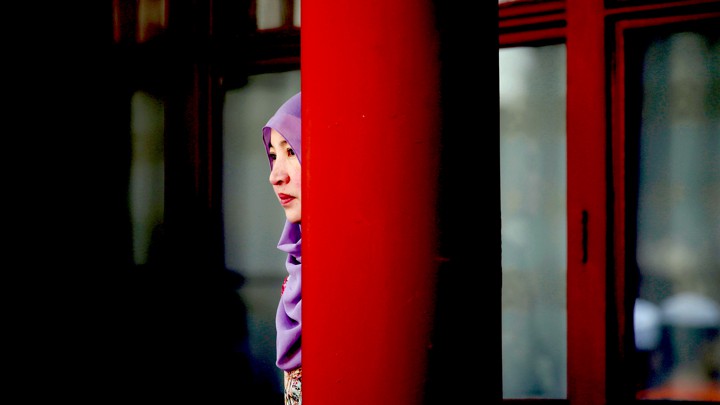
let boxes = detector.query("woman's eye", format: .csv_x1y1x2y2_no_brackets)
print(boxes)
287,148,296,157
268,153,277,160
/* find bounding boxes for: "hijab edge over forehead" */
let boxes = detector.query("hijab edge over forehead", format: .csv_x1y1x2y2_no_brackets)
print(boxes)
263,91,302,168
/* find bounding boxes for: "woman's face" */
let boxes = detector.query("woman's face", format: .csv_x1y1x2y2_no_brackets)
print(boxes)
268,128,301,224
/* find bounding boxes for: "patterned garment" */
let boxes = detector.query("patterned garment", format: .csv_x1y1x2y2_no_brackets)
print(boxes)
284,367,302,405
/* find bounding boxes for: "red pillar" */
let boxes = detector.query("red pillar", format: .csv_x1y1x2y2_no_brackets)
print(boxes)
566,2,608,405
302,1,441,403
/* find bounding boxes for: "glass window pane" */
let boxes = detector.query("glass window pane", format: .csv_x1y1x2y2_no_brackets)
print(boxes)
293,0,300,27
500,44,567,399
632,29,720,401
257,0,285,30
222,71,300,393
137,0,167,43
130,91,165,266
223,70,300,277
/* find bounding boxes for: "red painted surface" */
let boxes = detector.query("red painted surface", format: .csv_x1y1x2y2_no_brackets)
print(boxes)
302,0,441,403
566,2,608,405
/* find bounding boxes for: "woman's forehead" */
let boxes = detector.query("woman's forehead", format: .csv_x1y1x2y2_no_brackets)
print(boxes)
269,129,289,148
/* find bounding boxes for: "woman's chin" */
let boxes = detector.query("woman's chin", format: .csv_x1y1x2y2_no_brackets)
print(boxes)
285,210,301,224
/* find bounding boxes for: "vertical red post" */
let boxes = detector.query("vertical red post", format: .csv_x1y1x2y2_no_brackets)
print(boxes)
302,1,441,403
566,1,608,405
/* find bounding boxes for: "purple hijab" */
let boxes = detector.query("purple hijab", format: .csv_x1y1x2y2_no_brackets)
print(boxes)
263,92,302,371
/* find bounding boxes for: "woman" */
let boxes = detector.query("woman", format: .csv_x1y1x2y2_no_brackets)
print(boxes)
262,92,302,404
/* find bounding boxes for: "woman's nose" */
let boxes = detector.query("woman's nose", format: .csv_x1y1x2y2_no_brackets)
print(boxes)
269,162,289,185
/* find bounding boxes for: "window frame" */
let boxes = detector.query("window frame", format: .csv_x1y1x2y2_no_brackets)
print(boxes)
499,0,720,403
610,8,720,402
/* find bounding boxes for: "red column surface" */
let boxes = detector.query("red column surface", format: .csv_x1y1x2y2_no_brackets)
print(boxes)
302,0,441,403
566,1,608,405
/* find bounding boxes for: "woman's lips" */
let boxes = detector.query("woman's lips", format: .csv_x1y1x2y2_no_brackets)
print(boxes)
278,193,294,206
